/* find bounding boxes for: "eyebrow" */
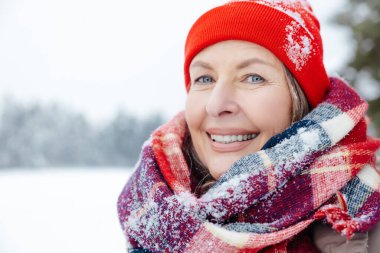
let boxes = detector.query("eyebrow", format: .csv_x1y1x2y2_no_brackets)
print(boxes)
190,58,276,71
236,58,275,69
189,61,213,70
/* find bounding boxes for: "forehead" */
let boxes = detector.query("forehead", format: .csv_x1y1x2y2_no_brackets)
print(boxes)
191,40,283,69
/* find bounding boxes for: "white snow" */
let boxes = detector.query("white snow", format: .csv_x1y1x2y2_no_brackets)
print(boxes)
0,168,132,253
285,22,313,70
230,0,316,70
201,172,251,202
299,128,320,150
254,0,314,38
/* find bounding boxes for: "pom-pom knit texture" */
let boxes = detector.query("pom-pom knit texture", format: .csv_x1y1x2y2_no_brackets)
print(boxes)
117,77,380,252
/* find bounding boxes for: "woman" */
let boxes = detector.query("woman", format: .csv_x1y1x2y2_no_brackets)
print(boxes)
118,0,380,252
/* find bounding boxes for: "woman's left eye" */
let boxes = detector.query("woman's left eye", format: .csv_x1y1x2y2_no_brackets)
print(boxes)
245,74,265,84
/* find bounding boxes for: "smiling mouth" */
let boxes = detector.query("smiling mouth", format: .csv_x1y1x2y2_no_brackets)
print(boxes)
209,133,258,144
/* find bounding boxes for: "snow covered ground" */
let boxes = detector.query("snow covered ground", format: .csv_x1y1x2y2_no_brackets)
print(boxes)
0,168,132,253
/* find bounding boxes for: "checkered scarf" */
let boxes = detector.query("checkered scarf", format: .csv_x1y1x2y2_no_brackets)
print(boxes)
118,77,380,252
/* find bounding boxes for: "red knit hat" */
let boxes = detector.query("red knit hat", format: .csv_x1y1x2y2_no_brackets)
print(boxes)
184,0,330,107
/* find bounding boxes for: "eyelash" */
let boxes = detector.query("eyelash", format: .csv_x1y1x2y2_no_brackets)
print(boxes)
193,74,266,85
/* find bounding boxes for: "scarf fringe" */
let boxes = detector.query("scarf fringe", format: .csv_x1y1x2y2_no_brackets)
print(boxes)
315,205,360,240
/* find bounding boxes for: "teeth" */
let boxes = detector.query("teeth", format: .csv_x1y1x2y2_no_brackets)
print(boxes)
211,134,257,144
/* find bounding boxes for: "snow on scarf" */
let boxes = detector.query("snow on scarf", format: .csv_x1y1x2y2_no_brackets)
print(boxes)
117,77,380,253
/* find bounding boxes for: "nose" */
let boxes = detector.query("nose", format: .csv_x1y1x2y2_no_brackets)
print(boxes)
205,80,239,117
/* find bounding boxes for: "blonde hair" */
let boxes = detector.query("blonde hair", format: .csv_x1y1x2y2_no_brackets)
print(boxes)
284,66,310,122
184,66,311,196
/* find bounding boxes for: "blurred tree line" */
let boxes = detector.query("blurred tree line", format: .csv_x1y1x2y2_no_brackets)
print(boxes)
334,0,380,135
1,0,379,169
0,98,164,169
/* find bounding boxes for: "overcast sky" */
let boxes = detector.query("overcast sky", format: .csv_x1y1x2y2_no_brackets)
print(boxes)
0,0,351,123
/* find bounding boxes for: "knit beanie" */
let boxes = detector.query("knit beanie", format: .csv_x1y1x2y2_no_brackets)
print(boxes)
184,0,330,108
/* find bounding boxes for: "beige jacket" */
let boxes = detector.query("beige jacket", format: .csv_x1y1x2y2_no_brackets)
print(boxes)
313,222,380,253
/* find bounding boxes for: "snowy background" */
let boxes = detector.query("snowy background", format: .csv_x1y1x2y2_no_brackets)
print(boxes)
0,0,353,252
0,0,350,122
0,168,132,253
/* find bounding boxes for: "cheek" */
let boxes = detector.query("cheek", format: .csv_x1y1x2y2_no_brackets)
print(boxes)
185,93,208,166
185,93,205,133
246,89,292,132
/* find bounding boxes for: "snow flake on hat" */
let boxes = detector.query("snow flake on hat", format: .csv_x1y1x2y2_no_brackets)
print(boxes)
285,21,313,70
228,0,315,39
256,0,314,38
226,0,316,70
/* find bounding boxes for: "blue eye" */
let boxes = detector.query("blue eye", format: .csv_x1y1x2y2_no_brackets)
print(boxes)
194,75,214,85
246,74,265,84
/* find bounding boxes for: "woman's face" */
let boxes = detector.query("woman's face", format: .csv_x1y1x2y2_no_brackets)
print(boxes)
185,40,292,180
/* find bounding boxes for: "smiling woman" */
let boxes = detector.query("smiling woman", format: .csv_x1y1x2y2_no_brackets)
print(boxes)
117,0,380,252
186,41,294,180
185,40,310,189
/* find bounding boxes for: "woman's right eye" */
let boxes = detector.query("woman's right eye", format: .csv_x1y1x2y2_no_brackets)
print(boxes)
194,75,214,85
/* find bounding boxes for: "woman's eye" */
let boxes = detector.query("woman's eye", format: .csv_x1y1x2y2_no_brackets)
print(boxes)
245,74,265,84
194,75,214,84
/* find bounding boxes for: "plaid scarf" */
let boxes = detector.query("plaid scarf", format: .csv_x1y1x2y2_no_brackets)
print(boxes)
118,77,380,252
